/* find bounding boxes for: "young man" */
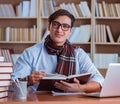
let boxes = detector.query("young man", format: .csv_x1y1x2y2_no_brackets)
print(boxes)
11,9,104,93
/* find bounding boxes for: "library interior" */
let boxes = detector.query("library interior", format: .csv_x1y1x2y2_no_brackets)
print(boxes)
0,0,120,103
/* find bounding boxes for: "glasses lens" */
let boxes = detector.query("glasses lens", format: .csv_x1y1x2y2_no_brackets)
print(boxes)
62,24,71,31
51,21,71,31
52,21,59,29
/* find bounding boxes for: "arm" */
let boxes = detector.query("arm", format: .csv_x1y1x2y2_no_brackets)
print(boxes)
54,78,101,93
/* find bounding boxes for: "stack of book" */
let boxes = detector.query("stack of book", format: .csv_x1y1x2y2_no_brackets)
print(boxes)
0,56,13,98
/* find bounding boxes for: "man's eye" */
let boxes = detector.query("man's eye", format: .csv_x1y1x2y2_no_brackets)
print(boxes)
53,23,58,26
63,25,69,28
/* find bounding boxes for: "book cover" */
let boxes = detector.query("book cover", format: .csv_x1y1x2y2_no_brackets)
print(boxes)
0,62,13,67
0,86,9,92
0,56,4,62
37,73,91,91
0,73,11,80
0,80,11,87
0,67,13,73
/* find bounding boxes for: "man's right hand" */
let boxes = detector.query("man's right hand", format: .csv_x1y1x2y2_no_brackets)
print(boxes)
27,71,46,86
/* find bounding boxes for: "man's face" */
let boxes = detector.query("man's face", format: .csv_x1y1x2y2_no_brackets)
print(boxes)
48,16,72,46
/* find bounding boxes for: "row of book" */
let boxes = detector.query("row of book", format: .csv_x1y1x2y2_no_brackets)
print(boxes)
92,53,119,69
95,1,120,17
0,0,37,17
42,0,91,17
0,25,36,42
95,24,119,43
16,0,37,17
0,48,21,65
68,25,91,43
0,48,13,63
0,50,13,98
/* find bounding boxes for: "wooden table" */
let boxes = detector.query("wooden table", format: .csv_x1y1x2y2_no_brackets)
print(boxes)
1,91,120,104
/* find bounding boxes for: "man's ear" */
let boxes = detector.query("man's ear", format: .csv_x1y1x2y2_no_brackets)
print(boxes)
69,28,72,36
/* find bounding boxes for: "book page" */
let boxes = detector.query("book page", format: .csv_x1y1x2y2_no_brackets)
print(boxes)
42,73,66,80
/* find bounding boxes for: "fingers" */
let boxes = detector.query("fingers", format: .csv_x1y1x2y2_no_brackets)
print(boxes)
73,78,80,84
54,81,71,92
54,79,81,92
28,71,46,85
32,71,46,79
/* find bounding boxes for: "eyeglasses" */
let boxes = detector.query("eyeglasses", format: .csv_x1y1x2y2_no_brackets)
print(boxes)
51,21,71,31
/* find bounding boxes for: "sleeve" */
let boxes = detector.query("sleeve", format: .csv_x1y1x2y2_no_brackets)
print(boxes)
11,49,33,80
76,48,104,86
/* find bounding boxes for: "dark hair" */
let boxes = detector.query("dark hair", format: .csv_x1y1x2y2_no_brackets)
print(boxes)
48,9,75,27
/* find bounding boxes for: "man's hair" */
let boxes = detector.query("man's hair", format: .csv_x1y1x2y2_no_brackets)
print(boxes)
48,9,75,27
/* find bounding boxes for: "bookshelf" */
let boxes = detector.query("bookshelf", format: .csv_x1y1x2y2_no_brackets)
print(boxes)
0,0,39,53
95,1,120,60
94,0,120,76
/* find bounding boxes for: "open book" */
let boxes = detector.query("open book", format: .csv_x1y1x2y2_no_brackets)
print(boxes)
37,73,91,91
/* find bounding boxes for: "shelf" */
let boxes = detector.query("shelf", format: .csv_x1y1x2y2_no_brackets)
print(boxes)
0,41,37,44
0,18,36,28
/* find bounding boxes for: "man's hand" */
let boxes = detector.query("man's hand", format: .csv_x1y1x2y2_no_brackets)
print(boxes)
54,78,84,92
28,71,46,86
54,78,101,93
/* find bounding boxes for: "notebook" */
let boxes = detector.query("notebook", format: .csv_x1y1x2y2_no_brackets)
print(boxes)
82,63,120,97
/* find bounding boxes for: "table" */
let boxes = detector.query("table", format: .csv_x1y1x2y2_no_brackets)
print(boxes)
0,91,120,104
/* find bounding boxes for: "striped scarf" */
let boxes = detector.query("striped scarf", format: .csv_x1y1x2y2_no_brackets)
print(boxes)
44,35,76,76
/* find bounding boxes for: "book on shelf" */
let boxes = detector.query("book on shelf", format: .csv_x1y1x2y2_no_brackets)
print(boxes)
0,91,8,98
29,0,37,17
37,73,91,91
80,1,91,17
0,48,14,63
68,25,91,43
71,3,79,17
93,53,119,69
75,4,83,17
95,0,99,17
115,3,120,17
22,1,30,17
78,3,86,17
106,25,114,43
98,3,104,17
102,1,108,17
0,4,15,17
117,35,120,43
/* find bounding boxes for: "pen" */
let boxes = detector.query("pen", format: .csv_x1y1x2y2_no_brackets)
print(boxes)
13,78,24,96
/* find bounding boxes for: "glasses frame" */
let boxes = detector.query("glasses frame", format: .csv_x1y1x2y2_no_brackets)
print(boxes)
51,21,71,31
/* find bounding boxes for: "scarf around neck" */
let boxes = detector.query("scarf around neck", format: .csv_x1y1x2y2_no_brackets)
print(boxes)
44,35,76,76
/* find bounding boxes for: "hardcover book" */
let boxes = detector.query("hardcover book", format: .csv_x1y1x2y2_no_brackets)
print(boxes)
37,73,91,91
